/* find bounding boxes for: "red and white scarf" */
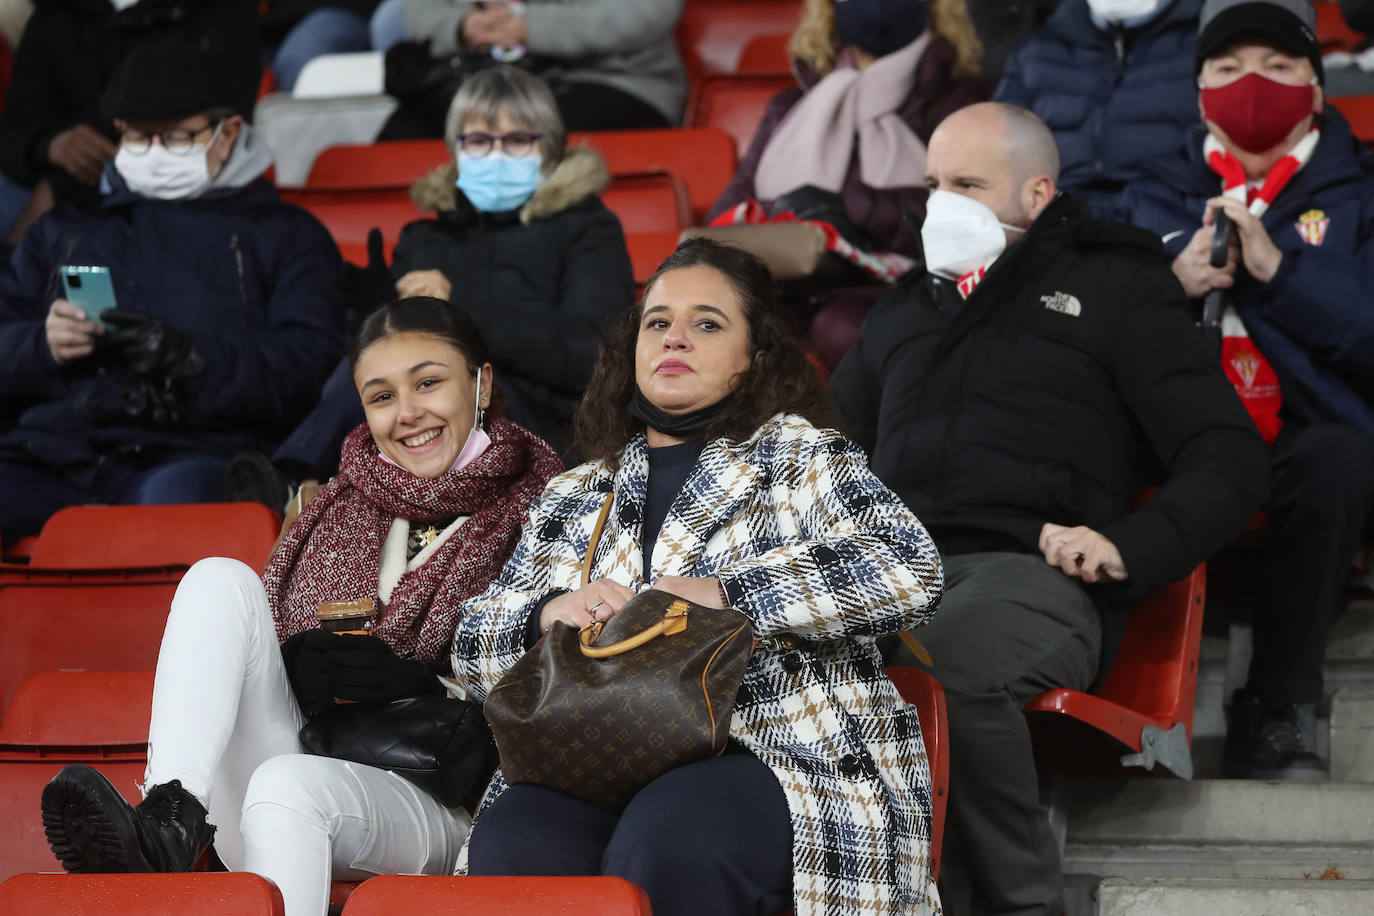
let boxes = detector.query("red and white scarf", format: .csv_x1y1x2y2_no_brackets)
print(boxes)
1203,128,1319,443
264,418,562,670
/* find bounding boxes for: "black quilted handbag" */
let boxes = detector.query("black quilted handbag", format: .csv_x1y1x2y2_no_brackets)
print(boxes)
298,695,495,808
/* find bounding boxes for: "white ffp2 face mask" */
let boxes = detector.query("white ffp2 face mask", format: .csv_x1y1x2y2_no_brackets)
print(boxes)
920,190,1024,280
1085,0,1159,22
114,123,222,201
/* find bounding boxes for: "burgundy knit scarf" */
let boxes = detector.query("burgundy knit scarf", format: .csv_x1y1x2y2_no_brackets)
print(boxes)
265,417,562,669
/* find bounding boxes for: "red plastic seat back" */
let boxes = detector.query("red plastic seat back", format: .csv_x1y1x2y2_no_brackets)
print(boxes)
339,875,651,915
886,667,949,880
570,127,737,222
0,582,176,713
1316,1,1364,51
690,75,797,158
0,873,285,915
28,504,280,573
1330,94,1374,145
738,33,792,74
677,0,803,80
284,189,432,250
1096,563,1207,737
0,670,153,747
305,140,449,191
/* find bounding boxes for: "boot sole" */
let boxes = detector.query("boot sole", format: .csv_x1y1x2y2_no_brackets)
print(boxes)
41,767,154,873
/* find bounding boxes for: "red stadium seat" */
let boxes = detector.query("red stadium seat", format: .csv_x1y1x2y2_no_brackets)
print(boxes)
26,504,280,573
1329,94,1374,144
302,140,448,192
0,671,153,881
690,75,796,158
339,875,651,915
0,873,285,915
738,32,792,75
0,580,176,713
1316,1,1364,51
886,667,949,880
1023,564,1208,779
570,127,738,222
677,0,803,80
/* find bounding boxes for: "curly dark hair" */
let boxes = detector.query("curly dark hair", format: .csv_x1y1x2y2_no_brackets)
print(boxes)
572,238,833,466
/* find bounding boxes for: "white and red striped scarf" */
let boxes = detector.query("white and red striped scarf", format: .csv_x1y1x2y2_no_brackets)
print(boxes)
1202,128,1319,443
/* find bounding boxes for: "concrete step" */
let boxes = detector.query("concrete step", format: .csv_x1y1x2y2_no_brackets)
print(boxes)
1096,877,1374,916
1062,779,1374,882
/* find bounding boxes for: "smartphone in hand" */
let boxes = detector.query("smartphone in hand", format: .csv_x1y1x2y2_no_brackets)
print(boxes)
60,265,118,325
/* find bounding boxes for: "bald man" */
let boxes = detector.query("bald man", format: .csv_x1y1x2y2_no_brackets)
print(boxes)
832,102,1268,916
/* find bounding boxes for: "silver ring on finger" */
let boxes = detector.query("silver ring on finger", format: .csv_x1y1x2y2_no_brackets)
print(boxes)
588,600,605,613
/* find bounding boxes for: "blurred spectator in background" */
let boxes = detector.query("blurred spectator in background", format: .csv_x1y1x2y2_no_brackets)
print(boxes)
1123,0,1374,781
227,65,631,510
965,0,1061,81
390,0,685,133
262,0,410,94
0,0,260,244
995,0,1204,221
0,39,343,542
705,0,990,370
1323,0,1374,96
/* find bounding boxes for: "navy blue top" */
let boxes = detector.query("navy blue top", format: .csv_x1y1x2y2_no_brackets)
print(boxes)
641,439,707,574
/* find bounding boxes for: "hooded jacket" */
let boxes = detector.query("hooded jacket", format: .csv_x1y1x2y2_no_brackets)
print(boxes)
0,0,260,199
831,194,1269,669
707,34,990,258
994,0,1202,221
1123,111,1374,441
0,126,344,469
396,147,634,456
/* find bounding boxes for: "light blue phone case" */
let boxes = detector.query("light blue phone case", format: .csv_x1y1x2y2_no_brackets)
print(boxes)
60,265,118,324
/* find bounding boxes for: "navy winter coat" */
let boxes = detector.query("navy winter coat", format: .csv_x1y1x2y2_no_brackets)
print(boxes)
0,176,345,469
995,0,1202,221
1122,111,1374,441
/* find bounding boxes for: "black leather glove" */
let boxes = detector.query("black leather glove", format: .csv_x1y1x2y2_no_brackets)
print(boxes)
771,184,872,251
281,629,336,709
99,309,206,380
335,227,396,331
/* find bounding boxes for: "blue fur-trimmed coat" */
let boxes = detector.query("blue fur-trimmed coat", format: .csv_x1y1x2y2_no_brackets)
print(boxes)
451,413,945,915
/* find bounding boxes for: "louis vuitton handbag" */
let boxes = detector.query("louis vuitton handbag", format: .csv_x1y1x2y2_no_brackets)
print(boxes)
484,494,755,812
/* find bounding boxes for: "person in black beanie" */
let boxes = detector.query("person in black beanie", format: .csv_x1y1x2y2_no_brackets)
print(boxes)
0,0,260,242
0,38,345,543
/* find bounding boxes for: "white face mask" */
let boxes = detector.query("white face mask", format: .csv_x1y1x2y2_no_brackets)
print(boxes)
920,190,1024,280
1085,0,1159,22
114,123,222,201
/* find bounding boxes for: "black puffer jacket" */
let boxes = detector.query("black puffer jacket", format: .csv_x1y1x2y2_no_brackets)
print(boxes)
0,0,260,199
832,195,1269,666
395,148,634,455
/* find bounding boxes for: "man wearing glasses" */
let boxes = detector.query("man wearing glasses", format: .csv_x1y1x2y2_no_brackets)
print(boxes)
0,38,345,540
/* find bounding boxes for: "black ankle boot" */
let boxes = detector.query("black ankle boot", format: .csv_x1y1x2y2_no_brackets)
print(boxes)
42,764,216,873
1223,689,1328,781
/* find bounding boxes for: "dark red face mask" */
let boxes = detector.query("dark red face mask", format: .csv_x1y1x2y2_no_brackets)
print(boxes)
1201,71,1315,154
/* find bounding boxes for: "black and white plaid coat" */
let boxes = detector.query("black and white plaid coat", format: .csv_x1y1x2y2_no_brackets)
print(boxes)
452,414,944,914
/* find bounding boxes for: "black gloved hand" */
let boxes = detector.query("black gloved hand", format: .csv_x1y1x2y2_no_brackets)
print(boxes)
335,227,395,331
281,629,337,709
771,184,872,251
98,309,206,380
326,631,443,704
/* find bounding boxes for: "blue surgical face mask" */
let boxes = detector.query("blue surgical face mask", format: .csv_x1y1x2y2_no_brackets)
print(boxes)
456,151,543,213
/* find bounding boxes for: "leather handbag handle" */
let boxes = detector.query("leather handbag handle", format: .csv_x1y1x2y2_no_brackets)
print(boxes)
579,599,690,659
580,493,615,588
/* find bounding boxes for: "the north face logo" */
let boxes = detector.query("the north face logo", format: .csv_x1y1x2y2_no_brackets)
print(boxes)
1041,291,1082,316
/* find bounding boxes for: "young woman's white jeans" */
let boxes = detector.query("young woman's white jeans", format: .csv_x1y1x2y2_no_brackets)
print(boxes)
142,557,470,916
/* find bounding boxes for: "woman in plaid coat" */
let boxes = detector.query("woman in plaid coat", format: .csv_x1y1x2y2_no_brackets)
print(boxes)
452,239,945,915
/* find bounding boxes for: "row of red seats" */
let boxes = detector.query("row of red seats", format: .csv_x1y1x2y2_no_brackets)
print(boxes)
0,500,1203,888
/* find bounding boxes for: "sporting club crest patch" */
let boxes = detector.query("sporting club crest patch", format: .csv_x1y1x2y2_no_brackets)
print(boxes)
1230,350,1261,388
1295,209,1329,247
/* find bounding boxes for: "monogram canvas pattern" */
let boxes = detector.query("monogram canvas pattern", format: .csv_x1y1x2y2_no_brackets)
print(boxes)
485,590,752,811
453,414,945,915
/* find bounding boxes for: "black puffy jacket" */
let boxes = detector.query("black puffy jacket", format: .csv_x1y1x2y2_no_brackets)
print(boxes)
831,195,1269,665
394,148,634,455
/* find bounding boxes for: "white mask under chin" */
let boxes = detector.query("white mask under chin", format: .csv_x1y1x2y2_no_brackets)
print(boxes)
114,124,221,201
1085,0,1158,22
920,190,1023,280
